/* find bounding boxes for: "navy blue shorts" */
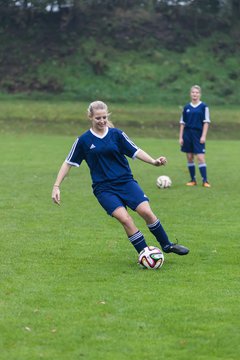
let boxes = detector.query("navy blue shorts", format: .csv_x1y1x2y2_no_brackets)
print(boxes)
181,129,206,154
95,180,149,216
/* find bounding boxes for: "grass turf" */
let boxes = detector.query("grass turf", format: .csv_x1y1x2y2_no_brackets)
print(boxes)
0,132,239,360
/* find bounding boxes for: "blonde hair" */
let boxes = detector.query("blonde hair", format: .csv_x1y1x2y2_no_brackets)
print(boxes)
87,101,114,128
191,85,201,93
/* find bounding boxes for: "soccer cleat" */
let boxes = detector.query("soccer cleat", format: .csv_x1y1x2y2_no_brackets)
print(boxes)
164,244,189,255
202,181,211,188
186,181,197,186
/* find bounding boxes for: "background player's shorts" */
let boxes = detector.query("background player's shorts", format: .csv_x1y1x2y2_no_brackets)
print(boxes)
181,128,206,154
95,180,149,216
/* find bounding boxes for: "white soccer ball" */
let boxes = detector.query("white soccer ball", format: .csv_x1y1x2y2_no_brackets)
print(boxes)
156,175,172,189
138,246,164,269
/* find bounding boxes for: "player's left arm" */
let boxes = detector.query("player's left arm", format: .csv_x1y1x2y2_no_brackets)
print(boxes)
135,149,167,167
200,123,209,144
200,106,210,144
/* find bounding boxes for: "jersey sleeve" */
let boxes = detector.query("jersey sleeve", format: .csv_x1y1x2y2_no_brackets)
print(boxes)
119,131,139,158
203,106,210,123
180,114,185,124
65,138,84,167
180,106,186,124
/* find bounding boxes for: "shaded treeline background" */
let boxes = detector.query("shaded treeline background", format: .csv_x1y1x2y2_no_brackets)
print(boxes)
0,0,239,104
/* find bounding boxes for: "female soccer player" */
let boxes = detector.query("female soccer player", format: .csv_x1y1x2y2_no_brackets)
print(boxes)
179,85,211,187
52,101,189,260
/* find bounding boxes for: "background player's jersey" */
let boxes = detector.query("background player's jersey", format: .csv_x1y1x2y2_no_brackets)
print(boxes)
180,101,210,131
66,127,139,192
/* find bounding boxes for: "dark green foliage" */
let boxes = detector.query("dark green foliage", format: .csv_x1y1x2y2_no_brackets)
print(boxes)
0,1,239,103
1,0,238,48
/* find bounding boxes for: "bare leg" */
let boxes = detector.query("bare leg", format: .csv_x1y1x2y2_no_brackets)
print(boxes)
135,201,157,225
186,152,194,163
112,206,138,236
112,206,147,253
196,153,205,165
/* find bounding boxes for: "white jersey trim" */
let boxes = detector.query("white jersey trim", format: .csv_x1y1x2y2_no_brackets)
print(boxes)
121,132,138,150
66,138,78,162
65,160,80,167
90,127,109,139
190,101,202,108
132,148,140,159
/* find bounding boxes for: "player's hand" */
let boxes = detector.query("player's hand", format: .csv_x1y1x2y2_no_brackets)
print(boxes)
154,156,167,166
179,138,184,145
200,136,206,144
52,186,61,205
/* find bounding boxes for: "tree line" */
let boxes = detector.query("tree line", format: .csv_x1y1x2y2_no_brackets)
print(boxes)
0,1,239,51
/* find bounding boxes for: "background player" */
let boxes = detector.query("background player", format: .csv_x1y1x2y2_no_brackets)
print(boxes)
179,85,211,187
52,100,189,260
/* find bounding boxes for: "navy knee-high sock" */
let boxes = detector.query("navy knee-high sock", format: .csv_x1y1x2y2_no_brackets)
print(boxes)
188,162,196,181
128,231,147,254
147,219,172,251
199,163,207,182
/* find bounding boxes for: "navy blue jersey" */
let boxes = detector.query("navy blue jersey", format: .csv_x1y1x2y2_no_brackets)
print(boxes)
66,127,139,192
180,102,210,131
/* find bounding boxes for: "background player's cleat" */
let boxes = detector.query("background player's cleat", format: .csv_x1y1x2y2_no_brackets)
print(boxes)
164,244,189,255
202,181,211,188
186,181,197,186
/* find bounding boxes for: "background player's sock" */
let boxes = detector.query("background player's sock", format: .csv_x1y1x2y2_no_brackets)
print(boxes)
147,219,172,251
199,163,207,182
188,162,196,181
128,231,147,253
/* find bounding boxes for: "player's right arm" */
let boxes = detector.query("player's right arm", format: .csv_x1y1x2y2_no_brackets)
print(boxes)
135,149,167,166
179,110,186,146
52,162,72,205
179,123,185,145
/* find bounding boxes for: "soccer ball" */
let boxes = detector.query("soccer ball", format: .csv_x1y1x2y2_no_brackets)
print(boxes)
138,246,164,269
156,175,172,189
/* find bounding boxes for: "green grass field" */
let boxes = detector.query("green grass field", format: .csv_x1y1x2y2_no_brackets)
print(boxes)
1,124,239,359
